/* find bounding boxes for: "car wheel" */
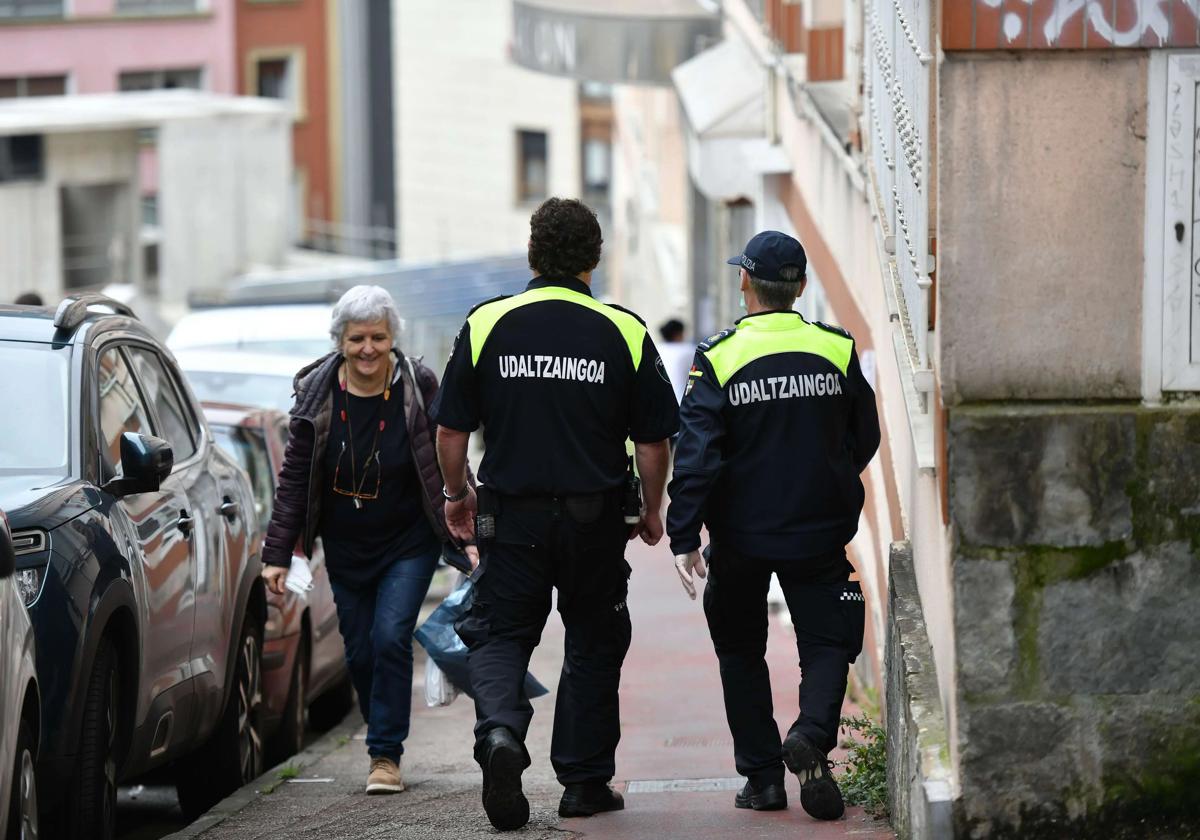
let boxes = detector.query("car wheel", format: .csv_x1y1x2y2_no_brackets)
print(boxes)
7,717,38,840
71,638,118,840
307,673,354,733
177,618,264,820
267,635,308,766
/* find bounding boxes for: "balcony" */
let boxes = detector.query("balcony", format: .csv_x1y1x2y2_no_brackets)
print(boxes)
511,0,720,86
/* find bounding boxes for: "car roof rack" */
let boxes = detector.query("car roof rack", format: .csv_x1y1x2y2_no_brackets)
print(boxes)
52,294,138,332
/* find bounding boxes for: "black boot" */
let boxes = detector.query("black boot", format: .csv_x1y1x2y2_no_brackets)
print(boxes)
782,731,844,821
734,781,788,811
475,728,531,831
558,782,625,817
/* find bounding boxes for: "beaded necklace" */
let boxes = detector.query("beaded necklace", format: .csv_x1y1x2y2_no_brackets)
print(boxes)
334,361,392,509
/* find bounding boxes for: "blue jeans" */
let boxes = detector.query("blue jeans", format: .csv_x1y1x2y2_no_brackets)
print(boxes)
329,549,439,761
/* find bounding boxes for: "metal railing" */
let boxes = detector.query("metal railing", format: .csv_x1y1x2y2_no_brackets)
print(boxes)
303,218,397,261
866,0,932,382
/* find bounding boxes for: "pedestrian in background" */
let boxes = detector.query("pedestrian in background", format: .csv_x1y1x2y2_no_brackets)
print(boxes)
667,231,880,820
434,197,678,831
260,285,475,795
657,318,694,404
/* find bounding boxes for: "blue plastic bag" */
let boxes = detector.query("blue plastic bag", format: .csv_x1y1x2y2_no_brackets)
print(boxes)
415,577,548,701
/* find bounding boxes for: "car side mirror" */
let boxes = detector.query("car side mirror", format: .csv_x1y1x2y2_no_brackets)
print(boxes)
0,518,14,579
102,432,174,499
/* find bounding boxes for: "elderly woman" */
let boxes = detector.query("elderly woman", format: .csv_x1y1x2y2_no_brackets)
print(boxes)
261,285,473,794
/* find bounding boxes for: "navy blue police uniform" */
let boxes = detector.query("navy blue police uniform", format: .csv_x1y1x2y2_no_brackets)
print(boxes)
666,231,880,813
433,274,678,789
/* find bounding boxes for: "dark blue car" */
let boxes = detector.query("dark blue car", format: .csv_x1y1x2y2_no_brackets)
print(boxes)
1,295,267,839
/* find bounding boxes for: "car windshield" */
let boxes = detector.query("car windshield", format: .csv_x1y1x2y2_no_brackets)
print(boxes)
0,340,70,476
184,371,295,412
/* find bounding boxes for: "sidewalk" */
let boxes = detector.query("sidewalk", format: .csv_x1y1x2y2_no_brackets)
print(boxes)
186,537,894,839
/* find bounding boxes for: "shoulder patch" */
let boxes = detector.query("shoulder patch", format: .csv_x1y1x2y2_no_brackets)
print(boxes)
466,294,511,317
813,320,852,340
697,328,736,353
604,302,648,327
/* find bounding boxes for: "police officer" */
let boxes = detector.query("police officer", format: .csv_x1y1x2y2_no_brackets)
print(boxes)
666,231,880,820
433,197,679,832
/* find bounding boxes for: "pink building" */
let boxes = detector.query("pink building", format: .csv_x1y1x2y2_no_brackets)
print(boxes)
0,0,236,98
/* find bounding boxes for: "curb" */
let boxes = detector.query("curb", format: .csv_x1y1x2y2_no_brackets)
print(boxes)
162,715,364,839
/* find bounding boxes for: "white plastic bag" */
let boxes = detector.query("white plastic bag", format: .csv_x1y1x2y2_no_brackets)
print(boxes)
424,657,460,707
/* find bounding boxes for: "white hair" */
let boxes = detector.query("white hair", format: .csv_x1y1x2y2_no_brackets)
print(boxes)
329,285,402,347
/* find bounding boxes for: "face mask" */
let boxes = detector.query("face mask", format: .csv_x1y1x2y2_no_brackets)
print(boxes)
738,293,746,310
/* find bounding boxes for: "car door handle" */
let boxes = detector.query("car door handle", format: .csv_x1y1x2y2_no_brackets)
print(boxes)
176,511,194,536
219,498,239,521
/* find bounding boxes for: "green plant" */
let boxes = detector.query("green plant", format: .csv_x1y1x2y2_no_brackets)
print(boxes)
337,735,350,747
277,763,300,781
839,714,889,819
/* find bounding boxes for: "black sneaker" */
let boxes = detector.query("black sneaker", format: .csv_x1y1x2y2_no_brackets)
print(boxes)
475,728,531,831
734,781,788,811
558,782,625,818
782,732,845,821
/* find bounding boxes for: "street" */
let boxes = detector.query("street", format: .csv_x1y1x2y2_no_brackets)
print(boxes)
170,535,892,840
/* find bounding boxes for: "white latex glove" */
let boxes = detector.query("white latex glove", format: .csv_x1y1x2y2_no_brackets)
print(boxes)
674,550,708,600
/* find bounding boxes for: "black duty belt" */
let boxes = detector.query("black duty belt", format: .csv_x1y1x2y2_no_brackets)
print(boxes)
492,488,620,513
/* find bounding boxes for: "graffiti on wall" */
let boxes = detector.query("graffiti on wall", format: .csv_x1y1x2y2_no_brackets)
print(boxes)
943,0,1200,49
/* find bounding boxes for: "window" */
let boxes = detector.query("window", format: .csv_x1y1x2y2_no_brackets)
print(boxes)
115,0,197,14
119,68,203,92
0,0,63,18
583,139,610,196
517,129,548,203
210,426,273,530
0,75,67,98
98,347,155,479
0,135,44,183
246,49,306,119
256,58,289,99
125,347,198,462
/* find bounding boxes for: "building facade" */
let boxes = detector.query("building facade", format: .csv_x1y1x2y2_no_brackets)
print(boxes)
674,0,1200,836
0,0,237,96
235,0,334,248
393,0,582,263
0,93,290,311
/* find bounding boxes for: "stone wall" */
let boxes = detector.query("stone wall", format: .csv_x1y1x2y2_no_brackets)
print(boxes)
949,405,1200,837
886,541,954,840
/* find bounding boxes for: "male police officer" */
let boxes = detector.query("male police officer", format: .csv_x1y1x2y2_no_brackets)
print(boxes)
434,198,679,831
666,231,880,821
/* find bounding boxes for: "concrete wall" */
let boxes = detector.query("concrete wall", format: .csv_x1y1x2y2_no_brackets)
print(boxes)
775,79,959,727
0,129,140,301
949,405,1200,836
158,113,289,308
0,0,237,94
394,0,580,262
937,53,1148,404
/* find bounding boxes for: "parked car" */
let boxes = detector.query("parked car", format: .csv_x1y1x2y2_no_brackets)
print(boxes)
0,295,266,838
172,349,310,413
0,513,39,840
166,304,333,360
202,403,351,761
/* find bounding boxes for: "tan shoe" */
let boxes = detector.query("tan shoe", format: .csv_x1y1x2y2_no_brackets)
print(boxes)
366,756,404,794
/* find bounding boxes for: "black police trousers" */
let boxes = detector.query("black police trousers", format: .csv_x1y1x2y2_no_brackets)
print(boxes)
456,491,632,785
702,543,865,788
